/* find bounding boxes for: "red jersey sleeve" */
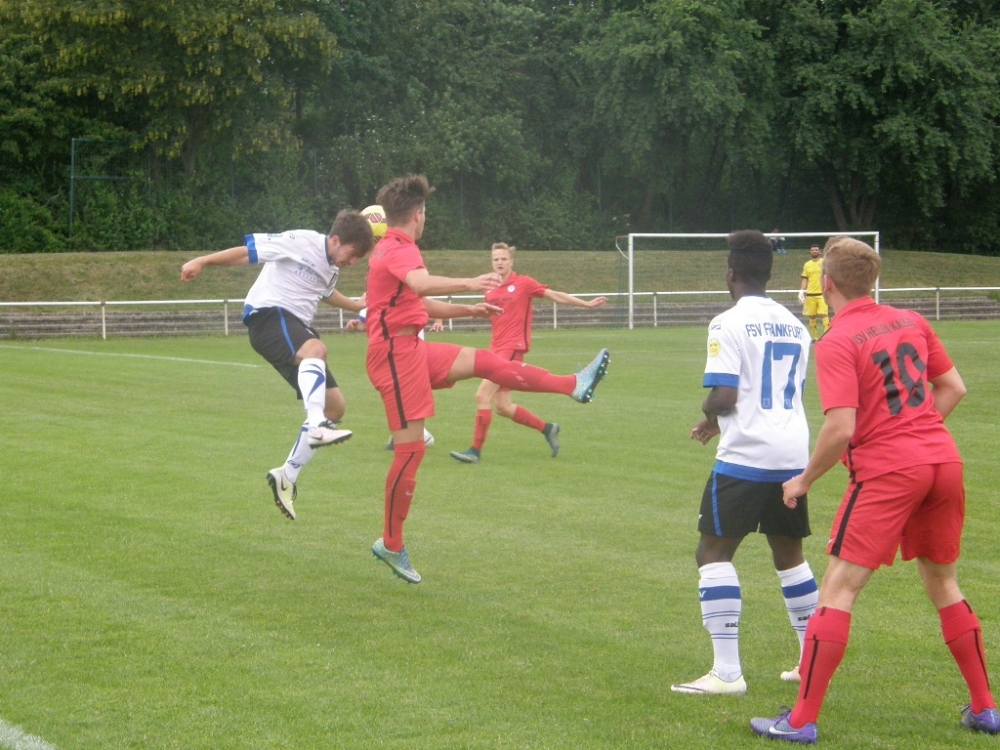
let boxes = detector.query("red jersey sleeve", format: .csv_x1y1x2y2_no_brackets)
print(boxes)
814,335,860,414
921,318,954,380
524,276,548,298
384,242,425,281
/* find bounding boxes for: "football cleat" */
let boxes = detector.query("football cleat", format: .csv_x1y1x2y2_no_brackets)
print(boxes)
960,704,1000,734
780,666,801,683
371,538,421,584
670,670,747,696
307,420,353,448
450,448,481,464
571,348,610,403
267,467,297,520
543,423,560,457
749,708,817,744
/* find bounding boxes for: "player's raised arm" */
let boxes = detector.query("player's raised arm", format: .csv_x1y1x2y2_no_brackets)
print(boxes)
541,289,608,308
180,245,250,281
404,268,501,297
323,289,366,313
423,297,501,320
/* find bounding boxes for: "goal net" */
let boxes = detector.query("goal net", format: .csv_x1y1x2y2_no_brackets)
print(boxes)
615,231,881,329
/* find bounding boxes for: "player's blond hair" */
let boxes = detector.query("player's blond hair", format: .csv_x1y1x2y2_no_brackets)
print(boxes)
822,237,881,299
491,242,515,255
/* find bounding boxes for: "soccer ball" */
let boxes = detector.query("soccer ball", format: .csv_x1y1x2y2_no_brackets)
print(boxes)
361,204,387,239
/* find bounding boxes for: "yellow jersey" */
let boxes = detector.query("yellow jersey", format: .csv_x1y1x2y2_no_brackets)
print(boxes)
801,258,823,295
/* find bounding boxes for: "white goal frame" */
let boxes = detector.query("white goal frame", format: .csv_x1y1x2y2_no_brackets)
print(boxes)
620,231,881,329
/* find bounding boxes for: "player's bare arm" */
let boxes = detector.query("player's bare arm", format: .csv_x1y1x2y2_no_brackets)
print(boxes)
180,246,250,281
541,289,608,308
404,268,502,297
423,297,501,320
781,406,856,508
323,289,366,313
690,385,736,444
928,366,967,420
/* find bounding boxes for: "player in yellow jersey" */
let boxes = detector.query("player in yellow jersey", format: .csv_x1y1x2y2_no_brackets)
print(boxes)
799,244,829,340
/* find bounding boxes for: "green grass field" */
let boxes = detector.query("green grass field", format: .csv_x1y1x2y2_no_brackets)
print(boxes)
0,324,998,749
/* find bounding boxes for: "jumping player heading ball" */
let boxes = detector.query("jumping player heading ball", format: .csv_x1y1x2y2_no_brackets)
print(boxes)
363,174,610,584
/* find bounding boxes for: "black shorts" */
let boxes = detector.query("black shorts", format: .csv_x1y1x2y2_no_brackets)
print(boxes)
246,307,337,398
697,472,810,539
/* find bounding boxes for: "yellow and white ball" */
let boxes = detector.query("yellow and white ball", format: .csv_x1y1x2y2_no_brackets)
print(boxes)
361,205,387,239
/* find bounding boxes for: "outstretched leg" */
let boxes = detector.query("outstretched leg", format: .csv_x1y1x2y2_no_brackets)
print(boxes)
445,347,609,403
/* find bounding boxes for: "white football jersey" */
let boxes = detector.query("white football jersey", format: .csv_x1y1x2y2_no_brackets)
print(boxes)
242,230,339,326
703,295,811,481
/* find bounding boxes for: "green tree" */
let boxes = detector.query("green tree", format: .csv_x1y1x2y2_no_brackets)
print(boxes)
577,0,775,230
0,0,339,175
772,0,1000,232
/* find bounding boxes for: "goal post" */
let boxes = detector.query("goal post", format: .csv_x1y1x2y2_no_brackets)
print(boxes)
619,231,881,329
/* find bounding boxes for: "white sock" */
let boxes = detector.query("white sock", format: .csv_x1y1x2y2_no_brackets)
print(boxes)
297,358,327,427
777,561,818,661
283,423,316,483
699,561,742,682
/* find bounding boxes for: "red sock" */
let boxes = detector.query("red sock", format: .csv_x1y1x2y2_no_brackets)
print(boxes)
472,409,492,450
790,607,851,727
473,349,574,395
382,440,425,552
512,405,545,432
941,600,995,713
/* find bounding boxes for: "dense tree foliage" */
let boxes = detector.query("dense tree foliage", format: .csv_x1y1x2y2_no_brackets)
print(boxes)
1,0,998,253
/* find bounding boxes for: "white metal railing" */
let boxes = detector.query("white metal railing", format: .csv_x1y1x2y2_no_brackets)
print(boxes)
1,287,997,339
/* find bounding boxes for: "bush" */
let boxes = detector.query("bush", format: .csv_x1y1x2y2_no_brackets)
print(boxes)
0,191,64,253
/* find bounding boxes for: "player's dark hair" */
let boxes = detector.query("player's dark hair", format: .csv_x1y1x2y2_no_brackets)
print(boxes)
329,210,375,257
726,230,772,288
377,174,435,225
822,237,880,299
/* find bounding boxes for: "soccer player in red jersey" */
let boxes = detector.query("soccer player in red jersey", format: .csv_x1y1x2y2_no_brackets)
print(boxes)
365,175,610,584
449,242,607,464
751,237,998,743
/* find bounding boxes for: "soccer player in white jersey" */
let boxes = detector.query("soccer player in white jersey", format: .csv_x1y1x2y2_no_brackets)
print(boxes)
671,230,819,696
180,210,374,521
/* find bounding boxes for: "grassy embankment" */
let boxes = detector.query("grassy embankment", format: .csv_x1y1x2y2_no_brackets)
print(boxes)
2,249,1000,303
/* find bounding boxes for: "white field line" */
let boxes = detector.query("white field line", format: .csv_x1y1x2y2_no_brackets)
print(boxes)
0,720,57,750
0,344,261,368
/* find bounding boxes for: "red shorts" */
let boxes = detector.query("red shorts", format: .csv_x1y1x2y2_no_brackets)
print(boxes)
827,462,964,569
488,348,524,392
366,336,462,430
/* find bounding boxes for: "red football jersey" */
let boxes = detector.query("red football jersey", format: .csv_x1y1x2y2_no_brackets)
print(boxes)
485,272,548,353
365,229,429,342
814,297,960,482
